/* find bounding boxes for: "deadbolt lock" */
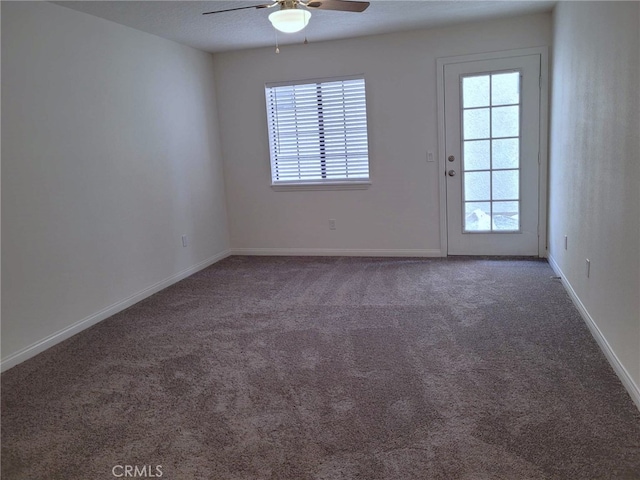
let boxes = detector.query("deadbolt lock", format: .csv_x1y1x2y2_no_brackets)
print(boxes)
448,155,455,162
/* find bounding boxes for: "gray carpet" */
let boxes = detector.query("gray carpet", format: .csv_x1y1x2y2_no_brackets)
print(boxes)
2,256,640,479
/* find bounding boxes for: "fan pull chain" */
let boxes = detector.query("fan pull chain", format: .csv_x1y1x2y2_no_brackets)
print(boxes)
275,31,280,54
304,36,308,45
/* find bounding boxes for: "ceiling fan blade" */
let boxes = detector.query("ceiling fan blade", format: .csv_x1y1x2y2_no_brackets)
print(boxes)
305,0,369,13
202,3,275,15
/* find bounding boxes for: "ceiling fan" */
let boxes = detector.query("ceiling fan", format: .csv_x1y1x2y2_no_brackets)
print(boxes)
203,0,370,34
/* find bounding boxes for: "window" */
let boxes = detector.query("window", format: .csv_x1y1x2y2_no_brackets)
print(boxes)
265,76,370,189
461,71,521,232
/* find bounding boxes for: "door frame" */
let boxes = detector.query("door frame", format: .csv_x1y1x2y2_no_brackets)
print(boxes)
436,47,549,257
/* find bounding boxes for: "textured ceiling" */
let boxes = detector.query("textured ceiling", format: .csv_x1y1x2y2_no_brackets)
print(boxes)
53,1,556,53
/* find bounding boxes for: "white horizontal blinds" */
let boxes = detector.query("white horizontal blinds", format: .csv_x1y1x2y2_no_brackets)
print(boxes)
266,77,369,184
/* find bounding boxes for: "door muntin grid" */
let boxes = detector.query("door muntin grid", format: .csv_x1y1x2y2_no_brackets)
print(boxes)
460,70,522,233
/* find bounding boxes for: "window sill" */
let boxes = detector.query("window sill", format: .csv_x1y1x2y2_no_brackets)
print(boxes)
271,182,371,192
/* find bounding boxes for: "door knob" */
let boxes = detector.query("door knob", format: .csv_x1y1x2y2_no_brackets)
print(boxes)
448,170,456,177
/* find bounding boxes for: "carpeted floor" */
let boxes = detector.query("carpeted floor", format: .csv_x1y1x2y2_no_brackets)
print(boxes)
2,256,640,479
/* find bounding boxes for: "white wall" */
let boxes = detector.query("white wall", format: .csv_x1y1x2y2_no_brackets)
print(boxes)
213,13,551,255
1,2,230,368
548,2,640,402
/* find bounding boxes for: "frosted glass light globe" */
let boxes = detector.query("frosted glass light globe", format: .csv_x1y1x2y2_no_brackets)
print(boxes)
268,9,311,33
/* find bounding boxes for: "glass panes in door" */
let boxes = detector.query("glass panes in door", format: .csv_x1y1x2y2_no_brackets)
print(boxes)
461,72,521,232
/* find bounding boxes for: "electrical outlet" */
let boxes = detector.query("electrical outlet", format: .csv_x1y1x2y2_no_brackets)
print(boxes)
586,258,590,278
427,151,434,162
564,235,568,250
329,219,336,230
182,235,188,247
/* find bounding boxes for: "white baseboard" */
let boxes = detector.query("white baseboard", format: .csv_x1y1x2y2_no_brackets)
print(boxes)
1,249,232,372
548,254,640,411
230,248,444,257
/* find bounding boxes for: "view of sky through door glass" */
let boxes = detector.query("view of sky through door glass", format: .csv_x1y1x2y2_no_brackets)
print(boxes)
461,71,521,232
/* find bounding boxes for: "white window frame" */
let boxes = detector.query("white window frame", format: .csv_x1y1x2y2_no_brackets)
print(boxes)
265,75,371,191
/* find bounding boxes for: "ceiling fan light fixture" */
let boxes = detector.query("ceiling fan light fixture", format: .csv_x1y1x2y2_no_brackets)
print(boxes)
268,8,311,33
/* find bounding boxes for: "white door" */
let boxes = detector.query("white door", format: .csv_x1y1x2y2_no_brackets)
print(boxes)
444,55,541,255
